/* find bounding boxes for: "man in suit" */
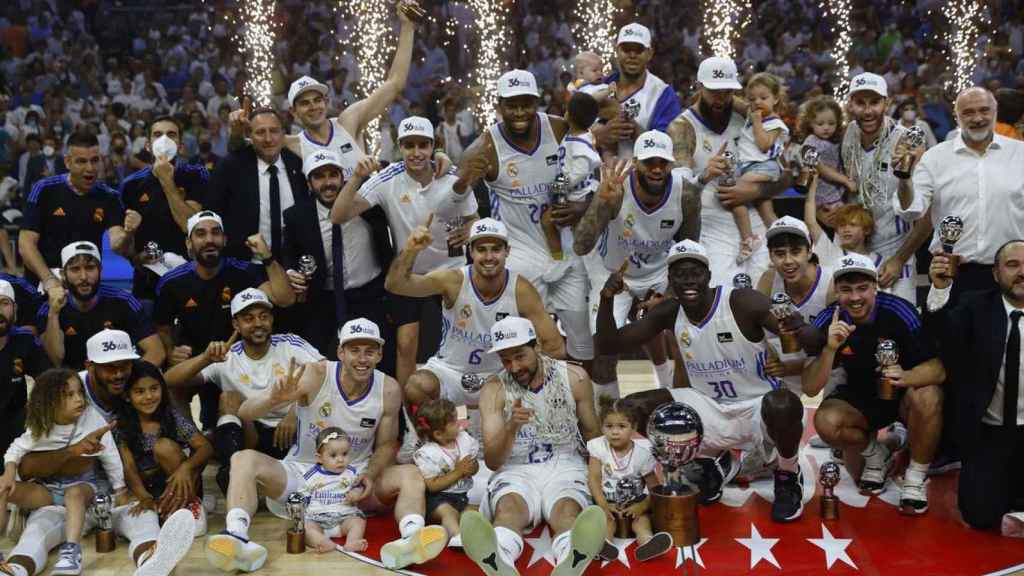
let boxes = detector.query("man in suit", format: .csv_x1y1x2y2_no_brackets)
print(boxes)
926,239,1024,530
282,150,396,372
208,108,308,263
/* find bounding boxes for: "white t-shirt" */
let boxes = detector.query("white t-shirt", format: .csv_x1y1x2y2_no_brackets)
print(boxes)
737,115,789,164
585,436,656,504
412,430,479,495
201,334,325,427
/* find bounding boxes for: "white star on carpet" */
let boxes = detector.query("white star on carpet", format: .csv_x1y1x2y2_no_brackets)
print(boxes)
736,524,781,569
600,537,635,568
674,538,708,569
808,523,857,570
524,526,557,568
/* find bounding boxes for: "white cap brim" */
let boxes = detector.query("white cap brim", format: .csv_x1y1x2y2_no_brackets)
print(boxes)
91,350,141,364
834,267,878,281
765,225,810,243
701,78,742,90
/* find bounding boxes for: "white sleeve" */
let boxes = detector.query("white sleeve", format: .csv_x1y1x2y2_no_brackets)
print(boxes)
290,336,326,362
458,182,480,217
357,175,384,207
585,437,608,464
636,444,657,477
763,118,789,134
3,429,37,466
98,428,126,491
898,149,935,220
412,446,445,480
460,431,480,459
199,362,222,389
565,142,601,189
812,233,844,268
926,284,952,312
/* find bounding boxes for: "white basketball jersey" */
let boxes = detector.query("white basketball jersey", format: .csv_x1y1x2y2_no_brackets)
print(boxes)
616,72,672,160
769,265,833,393
487,114,561,258
601,170,684,284
503,360,581,466
673,286,784,403
288,361,385,466
435,266,521,375
300,118,366,178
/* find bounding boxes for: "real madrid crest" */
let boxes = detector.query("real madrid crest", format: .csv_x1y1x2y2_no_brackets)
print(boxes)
679,328,692,347
506,161,518,177
702,138,712,153
319,402,332,418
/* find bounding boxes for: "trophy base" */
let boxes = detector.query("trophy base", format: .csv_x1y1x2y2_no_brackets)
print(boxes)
286,530,306,554
448,247,464,258
614,514,633,539
95,529,116,553
651,485,700,547
945,253,960,278
893,169,911,179
780,332,801,354
821,495,839,520
878,377,896,401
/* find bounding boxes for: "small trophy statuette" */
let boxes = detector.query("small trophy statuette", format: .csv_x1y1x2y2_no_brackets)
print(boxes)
875,339,900,401
143,241,163,264
94,493,115,552
398,0,425,22
770,293,801,353
609,477,645,538
794,145,820,194
820,461,841,520
938,215,964,278
444,216,465,258
296,255,317,303
732,273,753,289
893,125,926,179
286,492,307,553
719,150,737,187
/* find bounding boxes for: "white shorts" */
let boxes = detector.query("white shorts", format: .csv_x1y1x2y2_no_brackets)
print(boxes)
668,388,780,463
424,357,493,408
701,211,770,288
482,453,591,530
507,249,588,312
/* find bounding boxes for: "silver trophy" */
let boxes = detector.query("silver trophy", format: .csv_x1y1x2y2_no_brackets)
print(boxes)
94,493,115,552
550,172,570,208
770,293,800,353
285,492,306,553
732,273,753,289
444,216,465,258
794,145,820,193
820,461,841,519
143,241,163,263
938,215,964,278
647,401,703,547
875,339,899,400
609,476,646,538
296,255,317,303
719,150,737,187
893,126,926,179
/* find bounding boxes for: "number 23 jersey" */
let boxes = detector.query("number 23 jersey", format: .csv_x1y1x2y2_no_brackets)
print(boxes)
672,286,783,403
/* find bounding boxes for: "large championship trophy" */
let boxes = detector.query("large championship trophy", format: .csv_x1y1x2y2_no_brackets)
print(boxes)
819,461,841,520
794,145,820,194
609,476,646,538
647,402,703,547
770,293,801,353
876,339,899,401
938,215,964,278
297,255,317,303
286,492,307,554
93,493,115,552
893,125,926,179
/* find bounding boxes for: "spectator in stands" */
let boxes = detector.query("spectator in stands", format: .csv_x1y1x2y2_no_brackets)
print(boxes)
0,279,50,455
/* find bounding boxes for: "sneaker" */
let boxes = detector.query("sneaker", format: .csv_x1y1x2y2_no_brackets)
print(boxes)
737,448,776,481
460,511,520,576
597,541,617,562
887,422,908,452
379,525,448,569
686,451,740,505
927,454,961,477
899,478,929,515
206,531,268,573
448,533,463,548
0,559,25,576
859,444,893,495
5,503,24,540
188,499,208,537
635,532,673,562
51,543,82,576
771,469,804,522
136,509,197,576
396,405,422,465
808,434,829,449
552,506,607,576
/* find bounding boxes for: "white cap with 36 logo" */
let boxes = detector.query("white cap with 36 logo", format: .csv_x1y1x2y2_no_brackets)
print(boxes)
338,318,385,346
497,70,540,99
849,72,888,98
303,149,344,179
697,56,742,90
617,23,652,48
833,252,878,281
398,116,435,142
288,75,329,107
487,316,536,354
666,239,710,267
633,130,674,162
231,287,272,316
468,218,509,245
87,329,140,365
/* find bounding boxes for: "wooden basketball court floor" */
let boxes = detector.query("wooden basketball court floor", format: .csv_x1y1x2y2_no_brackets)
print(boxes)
8,361,1024,576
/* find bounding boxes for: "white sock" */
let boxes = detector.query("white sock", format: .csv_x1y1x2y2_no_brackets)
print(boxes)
905,460,929,485
399,513,425,539
225,508,251,539
552,531,572,565
653,362,674,389
860,437,880,458
494,526,524,566
777,453,799,473
592,380,620,401
4,564,28,576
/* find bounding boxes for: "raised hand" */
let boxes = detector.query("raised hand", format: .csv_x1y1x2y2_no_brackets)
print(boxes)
701,142,730,183
596,158,631,206
204,331,238,363
70,421,117,457
457,153,491,190
229,95,252,136
405,213,434,253
246,234,272,261
46,284,67,313
508,398,533,429
169,345,193,366
124,209,142,235
153,153,174,184
928,253,953,289
353,156,380,179
269,357,307,405
600,259,630,299
826,306,856,352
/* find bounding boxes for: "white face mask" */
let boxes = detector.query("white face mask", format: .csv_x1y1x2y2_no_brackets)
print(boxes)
901,109,917,122
151,134,177,160
42,145,55,157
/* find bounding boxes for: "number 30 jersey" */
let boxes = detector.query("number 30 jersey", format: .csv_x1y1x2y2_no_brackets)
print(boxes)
434,266,521,375
672,286,783,404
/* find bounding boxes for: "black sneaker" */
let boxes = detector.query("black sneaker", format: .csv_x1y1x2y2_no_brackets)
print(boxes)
686,451,740,505
771,469,804,522
598,541,618,562
635,532,673,562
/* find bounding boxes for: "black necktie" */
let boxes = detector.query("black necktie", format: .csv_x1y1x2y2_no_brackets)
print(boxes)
1005,310,1022,427
267,164,282,260
331,223,346,323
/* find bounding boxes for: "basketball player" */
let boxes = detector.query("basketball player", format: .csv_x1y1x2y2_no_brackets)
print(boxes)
596,240,814,523
455,69,592,364
573,132,701,399
206,319,447,572
460,316,606,576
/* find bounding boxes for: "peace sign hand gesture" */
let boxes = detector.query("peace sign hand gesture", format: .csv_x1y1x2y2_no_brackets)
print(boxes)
270,358,307,406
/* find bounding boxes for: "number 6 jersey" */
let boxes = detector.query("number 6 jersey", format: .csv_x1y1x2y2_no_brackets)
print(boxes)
672,286,784,404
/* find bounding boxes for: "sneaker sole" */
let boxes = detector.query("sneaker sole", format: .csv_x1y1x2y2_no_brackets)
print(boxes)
50,564,82,576
859,454,894,495
773,498,805,522
552,506,607,576
136,509,197,576
899,501,929,515
460,511,519,576
927,461,961,476
205,534,267,573
597,541,618,562
380,525,448,569
636,532,673,562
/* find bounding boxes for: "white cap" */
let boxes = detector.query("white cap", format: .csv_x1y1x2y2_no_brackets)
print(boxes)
468,218,508,245
61,241,101,268
397,116,434,141
187,210,224,237
86,329,140,364
833,253,878,281
697,56,742,90
849,72,888,98
496,70,540,99
288,75,329,106
338,318,385,346
0,280,14,303
487,316,537,354
633,130,674,162
765,216,811,244
230,287,272,316
617,23,652,48
303,149,343,179
666,240,710,267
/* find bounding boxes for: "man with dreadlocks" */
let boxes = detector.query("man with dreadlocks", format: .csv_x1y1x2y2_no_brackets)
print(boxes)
460,316,606,576
840,73,931,303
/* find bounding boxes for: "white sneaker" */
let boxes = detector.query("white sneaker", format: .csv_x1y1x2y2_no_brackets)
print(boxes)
448,533,463,548
379,525,448,569
51,543,82,576
859,444,892,495
188,499,208,537
899,478,929,515
206,531,267,573
135,509,197,576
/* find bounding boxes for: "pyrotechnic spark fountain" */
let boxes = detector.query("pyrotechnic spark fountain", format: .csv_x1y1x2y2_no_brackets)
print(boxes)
467,0,512,127
820,0,853,103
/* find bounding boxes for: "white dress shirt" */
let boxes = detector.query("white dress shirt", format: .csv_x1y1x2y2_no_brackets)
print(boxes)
256,156,296,261
315,201,379,291
896,133,1024,265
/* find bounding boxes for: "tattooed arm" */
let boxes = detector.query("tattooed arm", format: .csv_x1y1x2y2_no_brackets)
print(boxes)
572,160,630,256
667,113,696,170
